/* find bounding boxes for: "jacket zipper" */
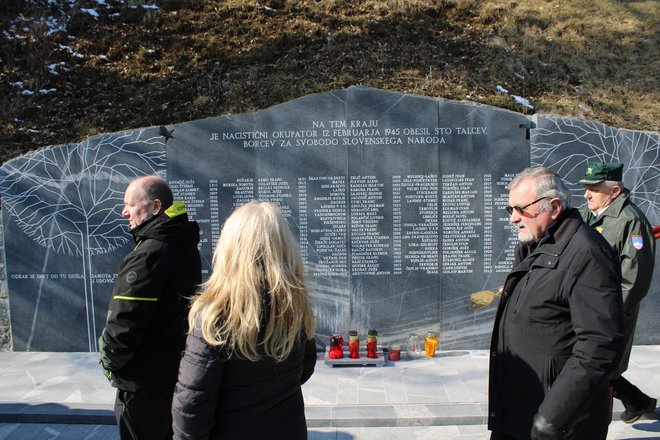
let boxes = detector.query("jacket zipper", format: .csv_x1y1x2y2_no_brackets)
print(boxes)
509,246,559,315
512,271,532,314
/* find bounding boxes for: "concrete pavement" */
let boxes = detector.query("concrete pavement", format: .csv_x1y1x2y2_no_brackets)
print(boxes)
0,346,659,439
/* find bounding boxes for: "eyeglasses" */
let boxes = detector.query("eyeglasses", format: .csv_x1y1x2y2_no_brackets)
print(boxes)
506,197,548,215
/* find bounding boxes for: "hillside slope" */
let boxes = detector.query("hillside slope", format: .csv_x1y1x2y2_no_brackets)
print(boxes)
1,0,658,163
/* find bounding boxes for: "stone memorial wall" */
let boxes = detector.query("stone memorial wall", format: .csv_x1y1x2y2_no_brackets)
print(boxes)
1,86,658,352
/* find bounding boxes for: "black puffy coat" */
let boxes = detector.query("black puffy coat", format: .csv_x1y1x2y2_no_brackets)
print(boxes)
172,322,317,440
99,203,202,393
488,209,624,439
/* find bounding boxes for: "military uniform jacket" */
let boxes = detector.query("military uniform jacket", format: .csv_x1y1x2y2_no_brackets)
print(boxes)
488,209,624,439
99,202,202,393
581,189,656,374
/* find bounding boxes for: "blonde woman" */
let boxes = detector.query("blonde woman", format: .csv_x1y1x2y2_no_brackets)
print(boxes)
172,201,316,440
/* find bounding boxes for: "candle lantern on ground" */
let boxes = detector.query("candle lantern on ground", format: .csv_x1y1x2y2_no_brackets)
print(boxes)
366,330,378,358
348,330,359,359
388,344,401,361
406,333,422,359
424,331,438,357
328,336,343,359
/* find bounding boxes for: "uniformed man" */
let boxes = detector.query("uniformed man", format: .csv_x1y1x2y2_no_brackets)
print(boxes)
579,161,657,423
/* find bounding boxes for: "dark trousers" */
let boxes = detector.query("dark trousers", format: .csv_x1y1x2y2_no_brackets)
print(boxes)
114,389,174,440
613,376,653,410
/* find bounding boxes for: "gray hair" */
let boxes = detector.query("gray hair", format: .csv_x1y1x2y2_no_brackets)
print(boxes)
603,180,625,191
508,166,572,210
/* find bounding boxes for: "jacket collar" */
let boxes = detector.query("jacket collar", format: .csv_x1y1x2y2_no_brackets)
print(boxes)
598,188,629,220
129,201,189,242
164,201,188,219
520,208,583,261
502,209,584,297
130,211,166,243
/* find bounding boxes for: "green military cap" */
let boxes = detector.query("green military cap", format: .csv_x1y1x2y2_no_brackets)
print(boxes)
578,161,623,184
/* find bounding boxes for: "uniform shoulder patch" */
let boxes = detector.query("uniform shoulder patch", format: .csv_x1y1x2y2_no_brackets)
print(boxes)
631,234,644,251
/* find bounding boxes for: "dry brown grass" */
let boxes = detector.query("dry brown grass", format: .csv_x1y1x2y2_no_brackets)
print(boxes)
0,0,658,163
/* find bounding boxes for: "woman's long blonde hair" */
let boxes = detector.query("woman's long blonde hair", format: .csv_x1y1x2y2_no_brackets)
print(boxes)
189,201,315,362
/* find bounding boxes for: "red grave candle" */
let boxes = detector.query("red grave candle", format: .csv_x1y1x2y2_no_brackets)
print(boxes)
366,329,378,359
328,336,343,359
348,330,359,359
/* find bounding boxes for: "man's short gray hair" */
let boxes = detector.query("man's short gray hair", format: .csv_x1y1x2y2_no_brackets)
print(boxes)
603,180,625,191
508,166,572,210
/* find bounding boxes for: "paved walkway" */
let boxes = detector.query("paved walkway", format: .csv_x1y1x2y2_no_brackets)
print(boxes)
0,346,659,439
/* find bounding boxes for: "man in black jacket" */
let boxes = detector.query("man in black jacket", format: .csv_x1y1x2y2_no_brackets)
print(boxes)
99,175,202,440
488,167,624,440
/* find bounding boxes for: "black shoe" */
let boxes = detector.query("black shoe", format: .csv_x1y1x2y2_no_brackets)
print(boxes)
621,398,657,424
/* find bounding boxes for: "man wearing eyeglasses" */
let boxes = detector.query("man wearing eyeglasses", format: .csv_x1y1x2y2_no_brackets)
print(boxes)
488,167,624,440
579,161,657,424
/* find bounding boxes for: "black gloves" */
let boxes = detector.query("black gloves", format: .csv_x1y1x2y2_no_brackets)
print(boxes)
531,413,563,440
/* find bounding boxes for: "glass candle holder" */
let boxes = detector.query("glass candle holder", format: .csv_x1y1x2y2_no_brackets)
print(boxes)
366,329,378,359
424,331,438,357
388,344,401,361
406,333,422,359
328,336,344,359
348,330,359,359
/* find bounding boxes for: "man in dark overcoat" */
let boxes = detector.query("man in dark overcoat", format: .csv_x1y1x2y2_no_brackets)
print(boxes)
488,166,624,440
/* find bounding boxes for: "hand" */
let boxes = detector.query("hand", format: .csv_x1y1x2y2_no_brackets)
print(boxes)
531,413,562,440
